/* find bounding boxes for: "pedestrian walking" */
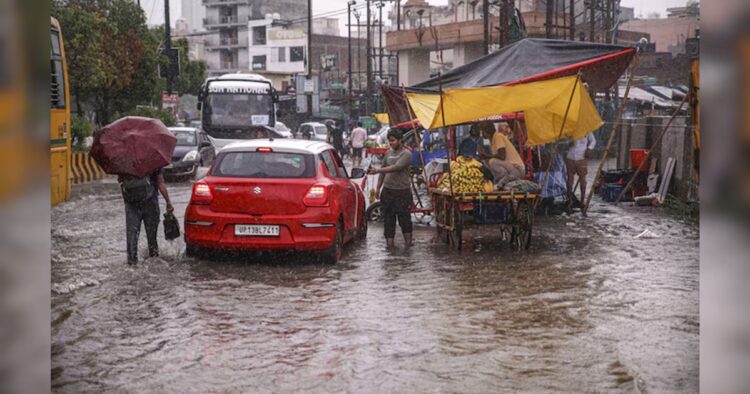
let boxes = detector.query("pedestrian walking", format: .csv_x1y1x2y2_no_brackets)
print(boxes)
119,169,173,265
325,120,345,158
368,129,413,249
90,116,178,266
350,121,368,167
478,121,525,188
565,132,596,207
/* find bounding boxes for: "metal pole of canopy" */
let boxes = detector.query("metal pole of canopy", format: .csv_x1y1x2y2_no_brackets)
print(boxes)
436,72,455,198
533,70,582,211
401,84,430,208
582,53,640,215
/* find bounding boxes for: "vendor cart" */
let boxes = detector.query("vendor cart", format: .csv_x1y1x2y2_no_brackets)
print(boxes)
431,189,537,251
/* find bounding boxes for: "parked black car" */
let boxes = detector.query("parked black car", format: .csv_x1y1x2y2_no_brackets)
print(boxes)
165,127,216,180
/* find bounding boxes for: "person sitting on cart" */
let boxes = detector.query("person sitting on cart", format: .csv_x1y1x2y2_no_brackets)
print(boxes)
478,121,525,188
368,128,413,249
458,123,482,160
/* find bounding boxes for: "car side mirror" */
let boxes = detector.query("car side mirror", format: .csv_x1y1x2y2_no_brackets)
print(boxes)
276,109,283,118
196,102,202,111
349,168,366,179
200,141,211,148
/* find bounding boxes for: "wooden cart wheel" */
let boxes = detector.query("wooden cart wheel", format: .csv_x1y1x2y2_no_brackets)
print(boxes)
434,194,445,240
452,201,463,251
510,203,533,251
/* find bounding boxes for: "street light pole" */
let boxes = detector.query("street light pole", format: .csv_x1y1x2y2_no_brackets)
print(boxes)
164,0,173,94
307,0,313,117
482,0,489,54
348,1,355,125
396,0,400,85
377,1,384,87
365,0,371,115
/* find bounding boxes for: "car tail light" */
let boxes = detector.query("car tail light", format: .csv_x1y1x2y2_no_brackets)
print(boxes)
256,147,273,153
191,182,213,205
303,184,329,207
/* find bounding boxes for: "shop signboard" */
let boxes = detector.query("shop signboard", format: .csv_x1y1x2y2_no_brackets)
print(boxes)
359,116,377,130
320,105,344,119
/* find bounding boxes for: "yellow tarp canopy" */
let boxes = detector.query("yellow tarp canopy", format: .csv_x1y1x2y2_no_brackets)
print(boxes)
372,112,390,124
406,76,603,146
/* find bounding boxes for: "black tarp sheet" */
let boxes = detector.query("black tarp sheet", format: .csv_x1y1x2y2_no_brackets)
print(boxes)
383,38,636,125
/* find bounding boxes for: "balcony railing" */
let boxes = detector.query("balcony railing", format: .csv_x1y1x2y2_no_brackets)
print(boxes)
205,37,243,49
204,15,246,28
203,0,246,6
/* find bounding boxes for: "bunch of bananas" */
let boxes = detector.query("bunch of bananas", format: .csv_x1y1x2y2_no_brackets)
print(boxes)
438,156,487,193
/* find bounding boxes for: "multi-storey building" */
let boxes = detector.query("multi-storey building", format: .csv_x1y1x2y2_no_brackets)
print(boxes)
203,0,307,76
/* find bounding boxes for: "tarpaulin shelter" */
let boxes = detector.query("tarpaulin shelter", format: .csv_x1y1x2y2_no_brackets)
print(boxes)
382,38,636,145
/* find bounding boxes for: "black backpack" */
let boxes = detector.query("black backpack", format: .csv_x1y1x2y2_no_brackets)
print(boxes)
120,175,155,203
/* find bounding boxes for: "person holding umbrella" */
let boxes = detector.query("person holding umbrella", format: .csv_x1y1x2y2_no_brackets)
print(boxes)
91,117,177,265
118,170,173,264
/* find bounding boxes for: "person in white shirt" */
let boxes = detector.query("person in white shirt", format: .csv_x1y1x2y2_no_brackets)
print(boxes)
349,121,368,167
565,132,596,206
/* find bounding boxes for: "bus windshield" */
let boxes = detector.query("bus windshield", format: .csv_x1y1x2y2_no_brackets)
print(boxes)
206,93,272,128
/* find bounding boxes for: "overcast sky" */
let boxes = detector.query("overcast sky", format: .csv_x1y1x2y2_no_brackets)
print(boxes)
141,0,695,33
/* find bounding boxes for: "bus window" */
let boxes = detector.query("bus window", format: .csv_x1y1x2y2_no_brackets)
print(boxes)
50,29,66,109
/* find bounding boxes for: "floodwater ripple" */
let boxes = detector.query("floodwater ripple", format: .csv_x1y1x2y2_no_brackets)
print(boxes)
52,180,698,393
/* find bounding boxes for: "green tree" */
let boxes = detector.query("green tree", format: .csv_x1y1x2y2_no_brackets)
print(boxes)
148,27,208,100
173,38,208,96
52,0,160,125
125,106,177,127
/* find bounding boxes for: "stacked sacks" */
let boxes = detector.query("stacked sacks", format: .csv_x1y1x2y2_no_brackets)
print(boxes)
438,156,488,193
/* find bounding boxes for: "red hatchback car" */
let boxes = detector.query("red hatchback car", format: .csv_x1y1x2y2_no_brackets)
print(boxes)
184,139,367,263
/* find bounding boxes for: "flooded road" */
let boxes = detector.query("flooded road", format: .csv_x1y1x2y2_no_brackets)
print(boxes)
52,174,698,392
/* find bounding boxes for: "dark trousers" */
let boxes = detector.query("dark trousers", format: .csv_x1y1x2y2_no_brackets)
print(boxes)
381,188,413,238
125,196,160,262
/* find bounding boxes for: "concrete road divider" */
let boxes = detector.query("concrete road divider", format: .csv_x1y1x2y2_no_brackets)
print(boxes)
71,152,106,184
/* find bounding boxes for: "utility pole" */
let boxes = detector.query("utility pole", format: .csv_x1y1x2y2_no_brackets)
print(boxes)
348,1,355,125
570,0,575,40
365,0,371,115
164,0,172,94
396,0,400,85
482,0,489,54
503,0,510,47
590,0,596,42
355,10,361,102
545,0,553,38
307,0,313,117
377,1,384,97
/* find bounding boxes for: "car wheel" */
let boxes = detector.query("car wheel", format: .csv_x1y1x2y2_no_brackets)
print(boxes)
357,208,368,240
185,242,201,258
321,221,343,264
366,202,383,222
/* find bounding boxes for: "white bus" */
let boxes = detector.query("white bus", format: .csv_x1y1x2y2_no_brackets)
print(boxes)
197,73,282,149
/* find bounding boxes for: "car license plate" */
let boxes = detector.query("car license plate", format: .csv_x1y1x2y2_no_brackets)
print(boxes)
235,224,280,237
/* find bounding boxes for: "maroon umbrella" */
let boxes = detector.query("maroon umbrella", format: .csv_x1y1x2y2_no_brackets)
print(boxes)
91,116,177,178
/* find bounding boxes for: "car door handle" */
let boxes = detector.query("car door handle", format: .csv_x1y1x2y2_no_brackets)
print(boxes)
347,186,353,191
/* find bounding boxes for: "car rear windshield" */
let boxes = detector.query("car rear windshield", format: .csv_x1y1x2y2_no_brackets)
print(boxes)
212,151,316,178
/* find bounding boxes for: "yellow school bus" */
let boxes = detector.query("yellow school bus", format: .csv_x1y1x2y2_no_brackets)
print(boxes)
50,16,71,206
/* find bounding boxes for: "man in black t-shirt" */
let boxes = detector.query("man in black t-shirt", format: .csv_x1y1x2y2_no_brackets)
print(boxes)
325,120,344,157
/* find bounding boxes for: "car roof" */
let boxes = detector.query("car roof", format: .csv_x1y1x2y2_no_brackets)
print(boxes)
221,139,333,155
300,122,326,127
169,127,198,132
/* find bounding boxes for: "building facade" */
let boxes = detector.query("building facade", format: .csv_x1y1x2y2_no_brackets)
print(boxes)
620,5,699,55
203,0,308,76
181,0,206,32
247,18,307,90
